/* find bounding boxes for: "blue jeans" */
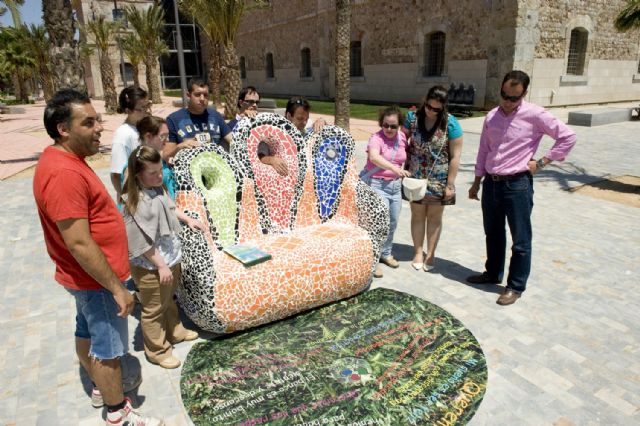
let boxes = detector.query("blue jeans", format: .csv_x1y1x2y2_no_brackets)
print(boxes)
66,287,129,360
481,174,534,292
370,178,402,258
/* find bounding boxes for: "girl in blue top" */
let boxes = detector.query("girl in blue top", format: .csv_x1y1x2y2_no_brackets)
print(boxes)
404,86,464,272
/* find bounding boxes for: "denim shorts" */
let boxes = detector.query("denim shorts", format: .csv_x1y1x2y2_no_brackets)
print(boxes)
66,287,129,360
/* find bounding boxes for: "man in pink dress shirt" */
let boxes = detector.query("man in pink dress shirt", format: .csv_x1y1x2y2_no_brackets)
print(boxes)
467,70,577,306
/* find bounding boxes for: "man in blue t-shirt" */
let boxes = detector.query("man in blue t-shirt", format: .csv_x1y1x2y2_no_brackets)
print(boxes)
164,78,232,160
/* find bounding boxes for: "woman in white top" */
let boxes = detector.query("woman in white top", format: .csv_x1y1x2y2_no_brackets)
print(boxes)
110,86,151,204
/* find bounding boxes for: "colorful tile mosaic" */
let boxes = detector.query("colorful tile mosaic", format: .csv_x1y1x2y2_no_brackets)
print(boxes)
172,113,390,333
180,288,488,425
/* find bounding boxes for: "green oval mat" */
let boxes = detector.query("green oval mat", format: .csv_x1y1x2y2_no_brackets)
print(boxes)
181,288,487,425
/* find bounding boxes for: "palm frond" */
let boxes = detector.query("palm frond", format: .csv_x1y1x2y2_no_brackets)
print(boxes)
615,0,640,32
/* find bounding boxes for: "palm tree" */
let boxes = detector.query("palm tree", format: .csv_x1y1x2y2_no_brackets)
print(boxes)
121,33,145,87
0,26,35,102
334,0,351,131
0,0,24,27
43,0,86,92
181,0,266,119
180,1,223,107
125,3,167,104
615,0,640,31
24,24,55,101
84,16,120,113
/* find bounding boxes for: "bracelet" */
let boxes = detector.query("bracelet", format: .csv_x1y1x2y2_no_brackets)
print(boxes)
446,183,456,191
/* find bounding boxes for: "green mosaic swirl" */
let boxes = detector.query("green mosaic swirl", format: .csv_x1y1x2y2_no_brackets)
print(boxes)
181,288,487,425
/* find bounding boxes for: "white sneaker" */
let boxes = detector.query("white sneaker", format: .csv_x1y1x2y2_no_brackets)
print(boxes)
91,355,143,408
105,397,164,426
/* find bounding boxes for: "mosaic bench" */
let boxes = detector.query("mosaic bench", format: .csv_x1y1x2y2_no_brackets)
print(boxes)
173,113,389,333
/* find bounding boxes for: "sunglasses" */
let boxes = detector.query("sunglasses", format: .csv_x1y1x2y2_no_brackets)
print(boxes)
242,100,260,106
500,91,524,102
425,104,443,113
382,123,399,130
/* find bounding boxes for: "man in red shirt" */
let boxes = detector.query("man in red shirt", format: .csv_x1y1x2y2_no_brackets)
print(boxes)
34,89,162,426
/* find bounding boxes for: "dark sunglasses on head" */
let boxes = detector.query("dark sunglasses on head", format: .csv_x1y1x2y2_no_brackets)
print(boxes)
425,104,443,113
500,91,524,102
243,100,260,106
382,123,399,130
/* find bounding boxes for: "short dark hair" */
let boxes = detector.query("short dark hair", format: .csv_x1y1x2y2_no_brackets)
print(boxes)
237,86,259,108
43,89,90,141
502,70,530,92
117,86,148,114
187,78,209,93
378,105,404,128
285,96,310,116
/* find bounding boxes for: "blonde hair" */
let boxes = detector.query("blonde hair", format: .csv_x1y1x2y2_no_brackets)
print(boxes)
123,146,162,215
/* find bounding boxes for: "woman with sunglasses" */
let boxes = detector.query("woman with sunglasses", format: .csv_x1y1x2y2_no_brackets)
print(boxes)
404,85,463,271
361,106,411,278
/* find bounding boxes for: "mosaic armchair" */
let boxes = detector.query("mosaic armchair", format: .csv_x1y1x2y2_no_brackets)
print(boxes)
173,113,389,333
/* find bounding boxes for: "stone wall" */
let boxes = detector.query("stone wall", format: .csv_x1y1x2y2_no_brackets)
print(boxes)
235,0,638,108
237,0,517,107
533,0,638,61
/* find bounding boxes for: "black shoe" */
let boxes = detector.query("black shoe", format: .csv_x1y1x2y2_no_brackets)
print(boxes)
466,272,501,285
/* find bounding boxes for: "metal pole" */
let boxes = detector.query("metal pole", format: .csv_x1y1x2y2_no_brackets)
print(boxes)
113,0,127,87
172,0,188,107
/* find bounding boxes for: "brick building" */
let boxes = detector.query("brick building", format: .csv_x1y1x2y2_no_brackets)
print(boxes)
236,0,640,108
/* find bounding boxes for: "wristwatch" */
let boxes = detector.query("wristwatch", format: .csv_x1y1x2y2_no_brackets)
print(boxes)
536,158,546,170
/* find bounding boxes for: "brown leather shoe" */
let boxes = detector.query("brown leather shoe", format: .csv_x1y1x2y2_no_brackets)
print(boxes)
157,355,181,369
466,272,501,285
373,266,383,278
380,256,399,269
496,289,521,306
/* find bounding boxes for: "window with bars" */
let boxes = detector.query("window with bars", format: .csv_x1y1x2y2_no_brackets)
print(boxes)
266,53,274,79
350,41,363,77
424,32,446,77
566,28,588,75
240,57,246,79
300,48,312,78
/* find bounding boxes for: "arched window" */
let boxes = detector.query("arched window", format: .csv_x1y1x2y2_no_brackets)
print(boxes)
424,31,446,77
240,56,246,79
300,48,312,78
567,27,588,75
266,52,274,79
350,41,363,77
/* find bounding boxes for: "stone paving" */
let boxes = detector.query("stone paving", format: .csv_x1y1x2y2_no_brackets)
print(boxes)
0,102,639,425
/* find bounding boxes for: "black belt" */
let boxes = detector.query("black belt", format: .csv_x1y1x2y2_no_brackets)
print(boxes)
486,171,530,181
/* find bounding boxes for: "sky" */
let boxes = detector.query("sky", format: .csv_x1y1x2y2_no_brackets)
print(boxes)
1,0,43,27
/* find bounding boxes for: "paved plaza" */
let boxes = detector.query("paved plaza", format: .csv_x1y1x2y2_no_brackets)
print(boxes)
0,100,638,425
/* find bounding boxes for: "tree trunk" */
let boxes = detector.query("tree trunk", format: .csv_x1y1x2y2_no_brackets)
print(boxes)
220,42,240,120
12,75,25,103
43,0,86,93
145,55,162,104
208,41,222,108
99,52,118,114
132,63,140,87
334,0,351,131
41,72,55,102
16,72,29,103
